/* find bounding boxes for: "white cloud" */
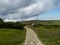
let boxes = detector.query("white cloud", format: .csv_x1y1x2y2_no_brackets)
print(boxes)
0,0,60,21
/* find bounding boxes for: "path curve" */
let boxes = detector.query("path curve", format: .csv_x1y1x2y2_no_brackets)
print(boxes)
24,27,44,45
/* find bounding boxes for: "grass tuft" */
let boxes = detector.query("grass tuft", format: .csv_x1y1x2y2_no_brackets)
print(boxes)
0,28,26,45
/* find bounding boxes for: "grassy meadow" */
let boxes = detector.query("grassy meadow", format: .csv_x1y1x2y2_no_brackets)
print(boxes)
0,28,26,45
0,18,26,45
29,21,60,45
0,19,60,45
32,26,60,45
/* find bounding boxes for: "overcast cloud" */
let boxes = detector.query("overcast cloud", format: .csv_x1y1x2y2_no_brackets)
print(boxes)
0,0,60,22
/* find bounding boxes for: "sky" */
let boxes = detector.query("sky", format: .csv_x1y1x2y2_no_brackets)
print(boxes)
0,0,60,22
38,7,60,20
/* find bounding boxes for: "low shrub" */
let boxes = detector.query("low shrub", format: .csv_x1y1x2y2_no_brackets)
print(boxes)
0,22,24,29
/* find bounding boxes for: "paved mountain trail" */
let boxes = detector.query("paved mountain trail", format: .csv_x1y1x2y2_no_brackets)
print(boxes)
24,27,44,45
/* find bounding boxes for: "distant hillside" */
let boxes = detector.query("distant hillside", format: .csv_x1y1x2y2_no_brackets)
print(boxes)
22,20,60,25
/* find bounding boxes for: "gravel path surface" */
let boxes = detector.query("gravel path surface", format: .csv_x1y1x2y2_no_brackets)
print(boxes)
24,27,44,45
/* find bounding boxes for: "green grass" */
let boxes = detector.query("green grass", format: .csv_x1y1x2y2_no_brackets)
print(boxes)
31,26,60,45
0,28,26,45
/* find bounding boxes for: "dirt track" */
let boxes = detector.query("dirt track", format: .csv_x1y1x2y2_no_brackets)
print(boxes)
24,27,44,45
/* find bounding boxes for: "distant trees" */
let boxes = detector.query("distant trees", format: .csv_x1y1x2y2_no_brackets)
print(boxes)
0,18,24,29
1,22,24,29
0,18,4,22
31,23,60,29
0,18,4,28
